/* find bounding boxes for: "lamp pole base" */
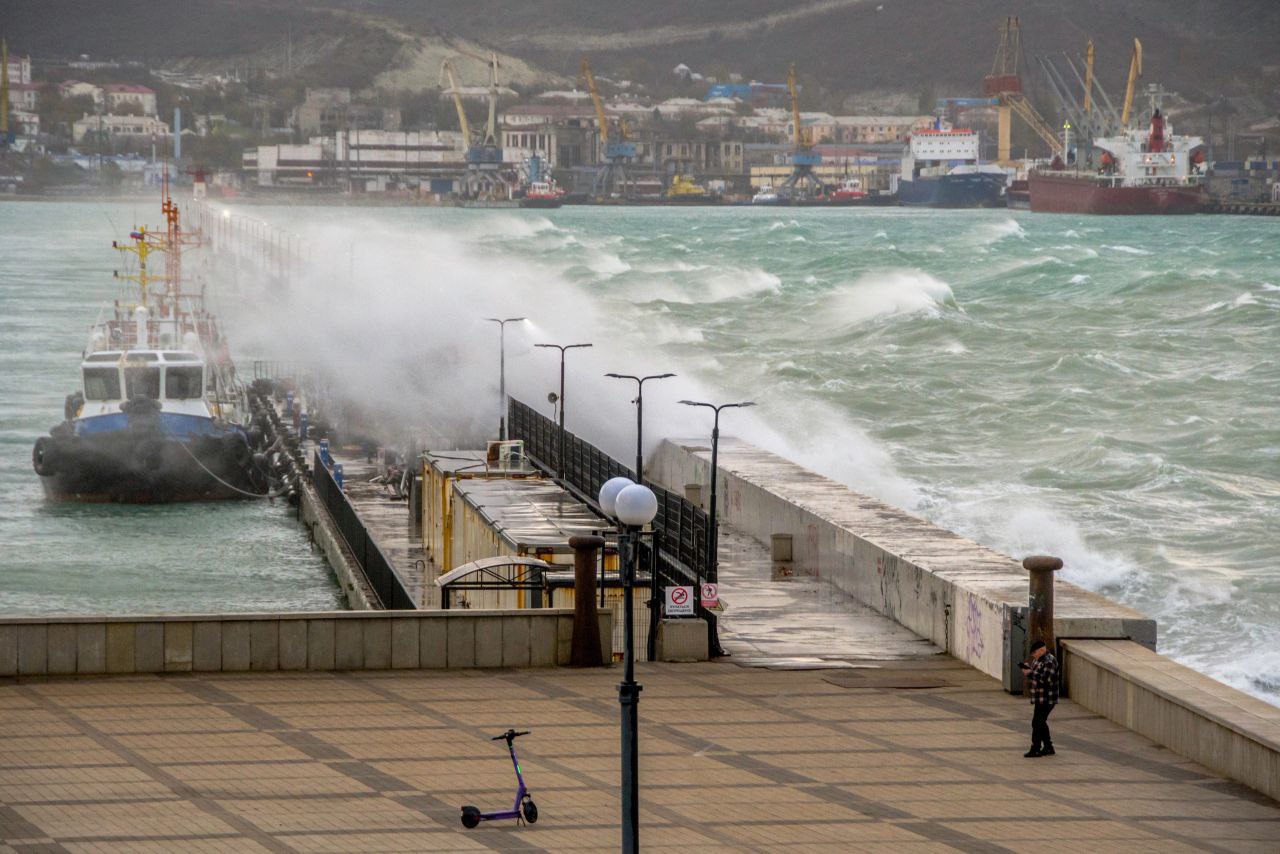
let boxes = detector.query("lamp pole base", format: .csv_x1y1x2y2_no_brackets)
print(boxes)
619,679,642,853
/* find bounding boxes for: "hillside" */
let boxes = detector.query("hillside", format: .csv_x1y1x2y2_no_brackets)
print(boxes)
6,0,1278,124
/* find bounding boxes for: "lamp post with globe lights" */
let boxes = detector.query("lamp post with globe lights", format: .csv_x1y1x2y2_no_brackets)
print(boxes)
598,476,658,854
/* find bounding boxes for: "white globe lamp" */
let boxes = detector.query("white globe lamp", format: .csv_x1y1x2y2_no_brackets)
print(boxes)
598,476,634,519
615,484,658,527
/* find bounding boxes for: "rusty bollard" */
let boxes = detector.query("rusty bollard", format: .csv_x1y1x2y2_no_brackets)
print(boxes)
569,535,605,667
1022,555,1064,650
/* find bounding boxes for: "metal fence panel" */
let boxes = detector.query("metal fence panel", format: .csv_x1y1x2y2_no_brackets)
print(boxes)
312,451,416,610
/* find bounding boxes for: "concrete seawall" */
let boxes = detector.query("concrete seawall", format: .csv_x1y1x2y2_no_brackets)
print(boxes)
0,609,612,676
1064,638,1280,802
650,437,1280,802
650,438,1154,683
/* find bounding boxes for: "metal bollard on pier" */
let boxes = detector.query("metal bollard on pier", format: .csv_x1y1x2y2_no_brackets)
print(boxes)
568,535,605,667
1022,555,1064,650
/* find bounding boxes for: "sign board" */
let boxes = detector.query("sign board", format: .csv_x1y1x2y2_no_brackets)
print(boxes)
700,582,719,609
665,585,694,617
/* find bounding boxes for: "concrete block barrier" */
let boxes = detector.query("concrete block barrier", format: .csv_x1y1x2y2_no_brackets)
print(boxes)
1063,639,1280,803
0,610,612,677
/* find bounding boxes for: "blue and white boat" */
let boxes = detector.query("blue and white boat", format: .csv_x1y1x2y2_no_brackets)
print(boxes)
32,197,266,502
895,121,1009,208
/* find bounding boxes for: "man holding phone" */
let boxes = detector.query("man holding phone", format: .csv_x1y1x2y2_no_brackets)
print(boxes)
1019,640,1059,757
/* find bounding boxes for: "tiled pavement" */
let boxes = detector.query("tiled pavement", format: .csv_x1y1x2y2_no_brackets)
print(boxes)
2,660,1278,852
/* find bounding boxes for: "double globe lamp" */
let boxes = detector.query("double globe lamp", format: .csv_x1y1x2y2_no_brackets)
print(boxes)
597,476,658,854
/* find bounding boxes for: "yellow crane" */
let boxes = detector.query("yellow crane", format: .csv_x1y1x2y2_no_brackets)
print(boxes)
787,63,807,149
984,16,1063,161
1083,40,1095,115
1120,38,1143,128
439,58,472,145
580,57,610,148
1,39,9,143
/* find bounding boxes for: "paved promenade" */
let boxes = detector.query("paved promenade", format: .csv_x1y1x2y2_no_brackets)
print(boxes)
3,660,1278,852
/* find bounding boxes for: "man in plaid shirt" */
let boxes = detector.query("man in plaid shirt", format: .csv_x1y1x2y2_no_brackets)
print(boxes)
1019,640,1059,757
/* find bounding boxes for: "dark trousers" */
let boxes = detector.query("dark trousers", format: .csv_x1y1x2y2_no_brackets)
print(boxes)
1031,703,1055,750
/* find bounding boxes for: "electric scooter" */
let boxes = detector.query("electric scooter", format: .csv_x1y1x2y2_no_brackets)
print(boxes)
460,729,538,829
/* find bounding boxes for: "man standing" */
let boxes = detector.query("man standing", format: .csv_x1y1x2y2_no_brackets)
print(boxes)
1019,640,1058,757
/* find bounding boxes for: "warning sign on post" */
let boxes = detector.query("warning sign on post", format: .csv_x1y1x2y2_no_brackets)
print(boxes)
700,582,718,609
665,586,694,617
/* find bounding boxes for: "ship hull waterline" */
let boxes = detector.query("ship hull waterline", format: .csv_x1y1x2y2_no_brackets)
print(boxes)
34,427,266,503
1028,172,1207,215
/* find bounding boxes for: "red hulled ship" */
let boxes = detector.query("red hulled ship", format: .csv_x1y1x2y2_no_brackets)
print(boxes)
1029,104,1206,215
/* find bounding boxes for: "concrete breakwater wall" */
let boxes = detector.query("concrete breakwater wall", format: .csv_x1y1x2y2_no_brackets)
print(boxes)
650,437,1280,801
0,609,612,676
650,438,1154,682
1064,639,1280,802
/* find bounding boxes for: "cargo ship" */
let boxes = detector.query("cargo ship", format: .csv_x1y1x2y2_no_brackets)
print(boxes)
32,188,267,502
895,123,1009,208
1028,106,1206,214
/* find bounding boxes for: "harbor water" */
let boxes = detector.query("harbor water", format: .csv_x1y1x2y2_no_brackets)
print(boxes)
0,201,343,615
2,199,1276,707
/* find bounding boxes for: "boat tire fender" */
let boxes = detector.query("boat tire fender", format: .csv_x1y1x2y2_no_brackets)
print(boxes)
32,437,59,477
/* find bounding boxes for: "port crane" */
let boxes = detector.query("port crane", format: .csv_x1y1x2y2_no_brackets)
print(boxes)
774,64,824,201
1119,39,1143,128
580,56,634,199
1,39,12,148
984,16,1064,162
439,53,512,198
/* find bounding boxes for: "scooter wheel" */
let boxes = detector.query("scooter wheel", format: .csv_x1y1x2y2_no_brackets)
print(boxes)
461,806,481,829
522,799,538,824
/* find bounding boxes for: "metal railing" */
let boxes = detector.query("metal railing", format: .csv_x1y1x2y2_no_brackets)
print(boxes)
312,451,416,610
509,398,719,651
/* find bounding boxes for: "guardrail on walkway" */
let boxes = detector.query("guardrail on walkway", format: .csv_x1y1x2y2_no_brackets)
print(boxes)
508,398,719,652
313,451,416,609
0,610,612,675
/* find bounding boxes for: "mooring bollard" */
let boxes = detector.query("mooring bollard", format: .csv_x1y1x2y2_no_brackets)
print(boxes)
1022,555,1064,650
285,391,294,417
319,439,331,467
299,413,308,441
334,463,344,490
568,535,605,667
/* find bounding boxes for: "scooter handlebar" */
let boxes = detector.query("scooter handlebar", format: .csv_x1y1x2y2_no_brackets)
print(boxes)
491,729,531,741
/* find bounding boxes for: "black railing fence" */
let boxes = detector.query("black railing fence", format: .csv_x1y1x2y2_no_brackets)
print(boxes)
313,451,416,610
509,398,719,649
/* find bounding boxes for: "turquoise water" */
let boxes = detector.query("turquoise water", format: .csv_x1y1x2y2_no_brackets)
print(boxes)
215,202,1277,704
0,200,342,615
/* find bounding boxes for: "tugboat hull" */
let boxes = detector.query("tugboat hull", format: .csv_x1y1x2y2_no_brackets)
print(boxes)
34,427,265,503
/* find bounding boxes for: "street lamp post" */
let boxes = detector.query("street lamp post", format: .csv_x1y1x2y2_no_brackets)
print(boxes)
486,317,526,441
677,399,755,582
605,371,675,661
599,477,658,854
604,373,676,485
535,342,592,479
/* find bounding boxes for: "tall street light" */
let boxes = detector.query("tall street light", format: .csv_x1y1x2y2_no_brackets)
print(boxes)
485,317,525,441
604,372,676,484
606,371,675,662
535,342,592,480
599,476,658,854
677,399,755,583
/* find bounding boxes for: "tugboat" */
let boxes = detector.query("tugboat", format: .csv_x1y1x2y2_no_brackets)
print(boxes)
1028,100,1206,214
895,121,1009,208
751,183,782,205
32,187,266,502
518,154,563,208
663,174,720,204
519,178,563,209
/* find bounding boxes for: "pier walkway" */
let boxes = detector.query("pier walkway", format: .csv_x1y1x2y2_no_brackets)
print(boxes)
4,662,1279,851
